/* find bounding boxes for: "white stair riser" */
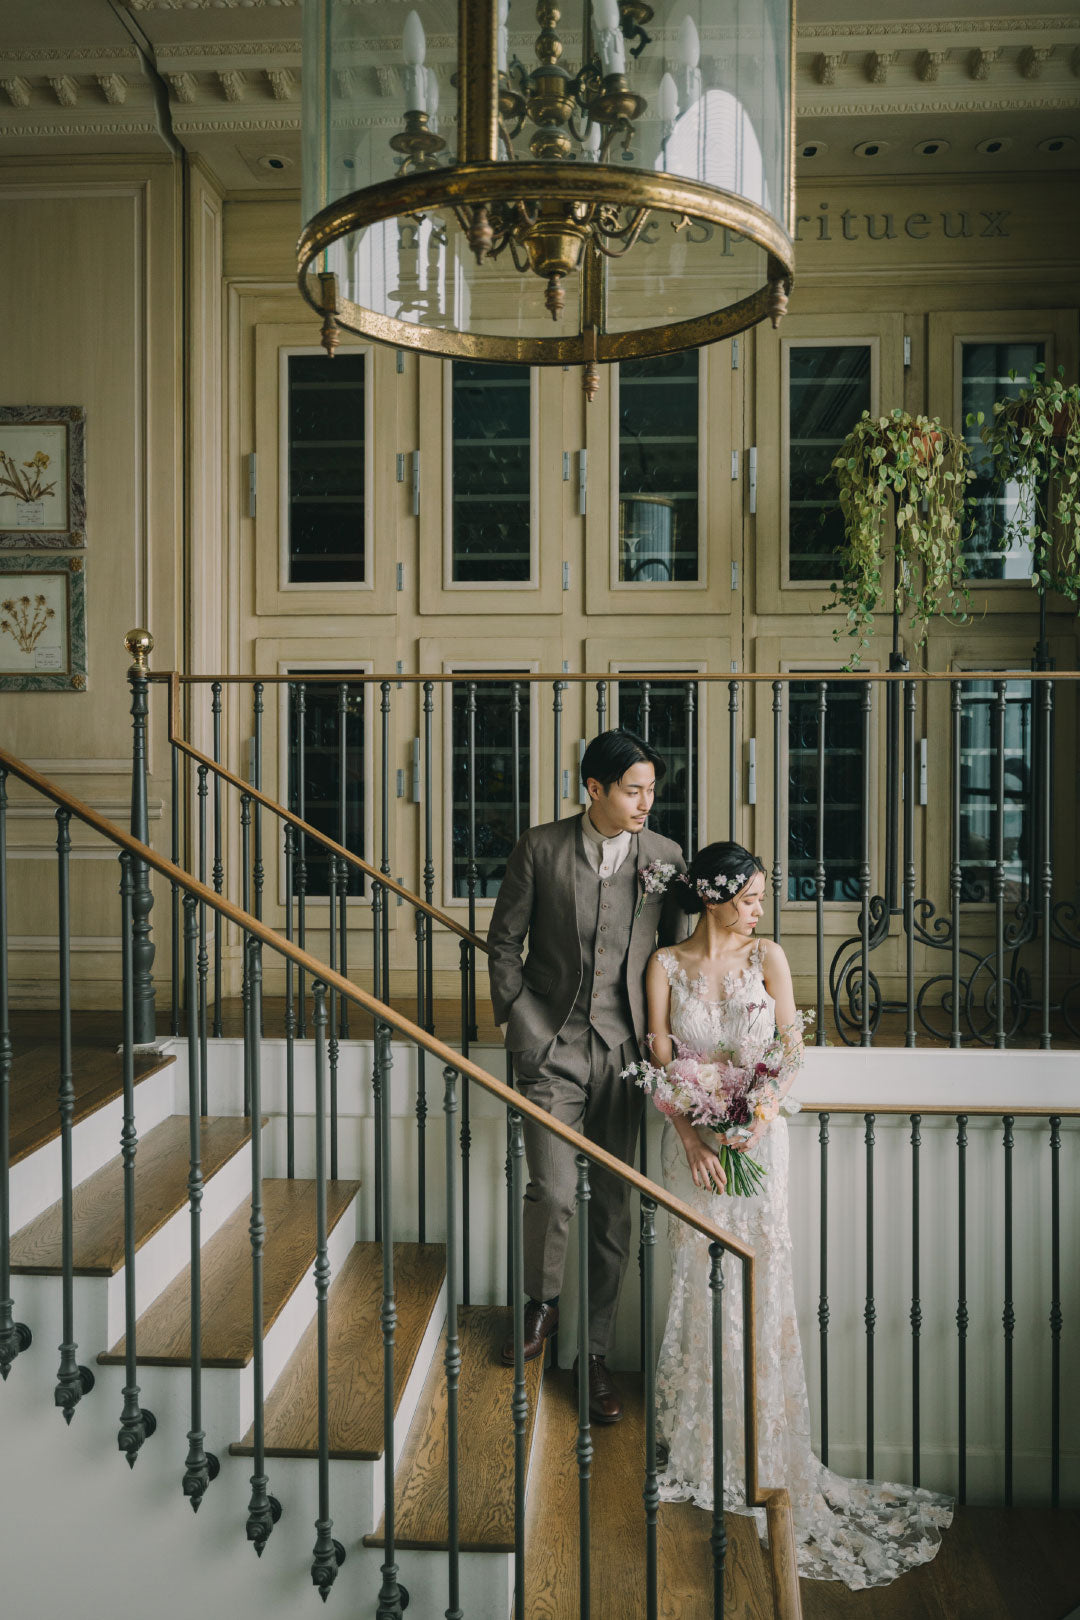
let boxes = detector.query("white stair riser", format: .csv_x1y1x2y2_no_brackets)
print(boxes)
394,1546,514,1619
9,1064,176,1231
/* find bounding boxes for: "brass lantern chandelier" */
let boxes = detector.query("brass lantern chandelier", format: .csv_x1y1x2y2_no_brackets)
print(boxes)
299,0,796,397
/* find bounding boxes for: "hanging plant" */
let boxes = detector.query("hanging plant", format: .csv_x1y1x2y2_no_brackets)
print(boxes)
970,364,1080,602
824,408,973,664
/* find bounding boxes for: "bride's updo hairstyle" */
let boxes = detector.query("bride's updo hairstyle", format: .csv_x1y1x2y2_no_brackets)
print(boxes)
678,841,766,915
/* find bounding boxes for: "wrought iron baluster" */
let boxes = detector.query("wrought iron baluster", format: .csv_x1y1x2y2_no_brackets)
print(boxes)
443,1065,462,1620
416,911,428,1244
510,1110,527,1620
211,681,223,1038
817,1111,830,1465
171,741,181,1036
423,681,435,1031
0,769,31,1379
956,1114,968,1505
465,680,478,1040
338,683,350,1042
127,634,156,1042
53,809,94,1420
380,681,392,1005
328,860,340,1180
510,680,522,843
504,1068,513,1308
197,763,209,1117
376,1021,407,1619
1049,1114,1061,1507
372,944,384,1243
576,1152,593,1620
372,879,384,1008
311,985,345,1596
728,679,739,841
1002,1113,1014,1505
296,682,308,1037
116,852,156,1465
596,678,607,735
1040,682,1053,1049
771,681,783,944
240,794,252,1119
993,683,1007,1050
864,1111,876,1477
859,685,872,1046
903,681,916,1046
709,1243,725,1620
910,1113,922,1485
642,1197,659,1620
815,684,827,1044
182,892,218,1509
684,680,696,857
459,935,472,1306
284,823,296,1180
252,683,264,929
552,679,564,821
245,936,281,1553
641,679,651,743
950,683,962,1049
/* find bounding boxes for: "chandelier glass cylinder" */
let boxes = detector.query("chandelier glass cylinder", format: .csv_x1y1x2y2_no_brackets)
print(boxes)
299,0,795,378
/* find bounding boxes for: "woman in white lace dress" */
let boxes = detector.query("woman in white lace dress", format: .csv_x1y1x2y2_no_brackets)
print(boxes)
646,841,952,1590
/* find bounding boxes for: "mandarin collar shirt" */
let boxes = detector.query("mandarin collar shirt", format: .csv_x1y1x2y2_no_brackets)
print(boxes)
579,808,633,879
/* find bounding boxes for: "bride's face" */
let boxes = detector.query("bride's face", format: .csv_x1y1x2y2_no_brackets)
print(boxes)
713,873,765,934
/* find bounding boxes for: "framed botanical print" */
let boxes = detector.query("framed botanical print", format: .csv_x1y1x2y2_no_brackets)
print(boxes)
0,554,87,691
0,406,86,549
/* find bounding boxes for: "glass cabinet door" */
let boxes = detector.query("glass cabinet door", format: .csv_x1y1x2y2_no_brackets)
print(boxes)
617,352,700,584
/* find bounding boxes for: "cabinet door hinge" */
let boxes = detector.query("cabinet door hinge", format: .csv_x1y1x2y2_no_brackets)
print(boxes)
748,446,758,515
246,452,256,518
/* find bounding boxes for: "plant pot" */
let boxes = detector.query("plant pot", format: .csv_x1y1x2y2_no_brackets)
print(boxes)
1012,399,1074,443
882,429,941,468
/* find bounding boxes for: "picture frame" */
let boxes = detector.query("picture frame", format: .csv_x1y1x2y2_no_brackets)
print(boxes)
0,405,86,549
0,554,87,691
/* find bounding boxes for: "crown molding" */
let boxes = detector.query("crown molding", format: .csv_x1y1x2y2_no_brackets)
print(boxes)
798,16,1080,39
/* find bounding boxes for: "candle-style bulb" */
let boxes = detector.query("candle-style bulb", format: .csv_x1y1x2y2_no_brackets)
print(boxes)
678,15,700,70
592,0,626,76
498,0,510,74
582,121,602,161
657,71,678,123
402,10,427,113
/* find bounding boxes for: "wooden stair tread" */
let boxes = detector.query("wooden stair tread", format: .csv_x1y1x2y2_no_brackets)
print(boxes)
10,1115,256,1277
365,1305,544,1554
9,1042,176,1166
229,1242,446,1461
97,1178,360,1369
524,1371,773,1620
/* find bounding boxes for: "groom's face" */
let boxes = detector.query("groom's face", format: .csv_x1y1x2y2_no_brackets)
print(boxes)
586,760,656,836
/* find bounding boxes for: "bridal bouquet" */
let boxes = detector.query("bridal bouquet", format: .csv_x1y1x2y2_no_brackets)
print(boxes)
624,1007,813,1196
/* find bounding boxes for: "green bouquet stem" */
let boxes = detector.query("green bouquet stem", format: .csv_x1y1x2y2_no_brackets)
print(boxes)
717,1144,767,1197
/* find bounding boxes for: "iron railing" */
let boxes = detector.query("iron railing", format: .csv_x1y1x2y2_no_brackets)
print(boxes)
0,743,801,1620
146,663,1080,1060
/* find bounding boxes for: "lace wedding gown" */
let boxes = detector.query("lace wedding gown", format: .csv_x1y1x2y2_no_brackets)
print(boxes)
654,945,952,1590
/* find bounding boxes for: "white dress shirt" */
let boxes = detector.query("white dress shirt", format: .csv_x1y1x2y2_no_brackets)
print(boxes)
580,808,632,878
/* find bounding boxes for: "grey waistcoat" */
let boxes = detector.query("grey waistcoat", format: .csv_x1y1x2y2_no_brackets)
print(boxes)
560,832,638,1048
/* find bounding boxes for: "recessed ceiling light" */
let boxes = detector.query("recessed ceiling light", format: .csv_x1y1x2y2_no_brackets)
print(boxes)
914,139,950,157
257,153,293,173
853,140,890,158
800,141,827,158
1037,136,1075,154
975,137,1012,156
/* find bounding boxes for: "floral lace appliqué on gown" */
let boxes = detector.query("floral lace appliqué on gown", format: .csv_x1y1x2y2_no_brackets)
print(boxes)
653,944,952,1590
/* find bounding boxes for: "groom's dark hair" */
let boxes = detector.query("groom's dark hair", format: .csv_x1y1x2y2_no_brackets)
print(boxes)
580,727,666,791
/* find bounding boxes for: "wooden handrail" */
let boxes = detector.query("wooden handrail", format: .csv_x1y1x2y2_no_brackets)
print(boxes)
163,674,487,956
151,669,1078,686
799,1101,1080,1117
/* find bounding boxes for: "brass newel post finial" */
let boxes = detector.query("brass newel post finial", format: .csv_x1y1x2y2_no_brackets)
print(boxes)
125,627,154,675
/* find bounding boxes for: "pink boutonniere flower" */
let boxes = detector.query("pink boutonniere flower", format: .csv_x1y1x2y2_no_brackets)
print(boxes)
635,859,678,919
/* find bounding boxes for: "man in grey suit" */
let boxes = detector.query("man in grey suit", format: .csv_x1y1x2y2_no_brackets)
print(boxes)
487,728,687,1422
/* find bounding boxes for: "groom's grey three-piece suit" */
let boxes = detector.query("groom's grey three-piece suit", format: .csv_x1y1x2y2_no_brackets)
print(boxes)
487,813,686,1355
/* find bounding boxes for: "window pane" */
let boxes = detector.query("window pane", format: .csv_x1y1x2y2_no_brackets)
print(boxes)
618,352,699,582
616,680,699,854
959,679,1033,904
451,679,531,898
287,678,364,897
960,341,1044,580
452,361,531,583
788,680,868,901
788,344,872,582
288,353,365,584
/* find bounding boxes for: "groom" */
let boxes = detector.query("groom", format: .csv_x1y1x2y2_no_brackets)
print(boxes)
487,728,687,1423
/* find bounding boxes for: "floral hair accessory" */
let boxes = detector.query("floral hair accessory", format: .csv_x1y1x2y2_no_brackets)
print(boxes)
635,859,678,918
685,871,749,903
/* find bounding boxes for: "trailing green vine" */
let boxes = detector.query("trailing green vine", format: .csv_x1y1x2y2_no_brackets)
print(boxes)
825,408,973,665
970,365,1080,602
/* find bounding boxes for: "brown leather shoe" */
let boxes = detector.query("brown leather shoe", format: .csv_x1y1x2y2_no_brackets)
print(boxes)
573,1354,623,1424
501,1300,559,1366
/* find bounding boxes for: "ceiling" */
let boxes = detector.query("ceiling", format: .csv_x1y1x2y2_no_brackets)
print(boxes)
0,1,1077,193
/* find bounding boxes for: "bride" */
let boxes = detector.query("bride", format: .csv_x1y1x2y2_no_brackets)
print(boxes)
645,841,952,1590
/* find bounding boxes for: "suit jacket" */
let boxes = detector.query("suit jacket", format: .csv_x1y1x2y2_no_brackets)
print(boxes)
487,815,688,1053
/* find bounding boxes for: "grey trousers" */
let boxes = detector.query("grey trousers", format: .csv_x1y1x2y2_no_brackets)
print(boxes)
513,1027,642,1357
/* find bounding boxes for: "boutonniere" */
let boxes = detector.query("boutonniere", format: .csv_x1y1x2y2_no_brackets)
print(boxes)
635,859,678,919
